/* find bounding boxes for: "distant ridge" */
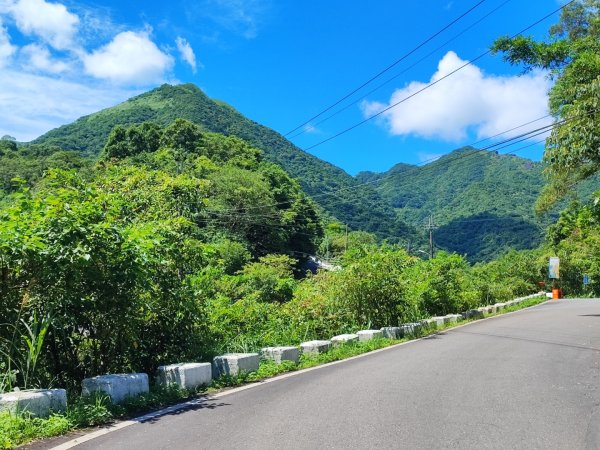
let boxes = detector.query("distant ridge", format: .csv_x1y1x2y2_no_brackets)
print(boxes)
357,147,598,261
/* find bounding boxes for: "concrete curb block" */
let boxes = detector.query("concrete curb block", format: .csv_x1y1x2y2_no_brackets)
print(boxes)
0,389,66,418
420,318,438,329
331,334,359,346
300,340,332,354
356,330,383,341
467,309,485,319
380,327,402,339
261,347,300,364
443,314,461,324
82,374,149,405
400,323,422,337
156,363,212,390
431,317,446,327
212,353,260,377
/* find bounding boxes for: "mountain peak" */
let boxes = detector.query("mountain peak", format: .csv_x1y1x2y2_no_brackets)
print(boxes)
32,83,418,243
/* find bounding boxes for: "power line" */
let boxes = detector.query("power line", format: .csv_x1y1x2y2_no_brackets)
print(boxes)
288,0,515,140
303,0,576,152
200,111,590,222
196,137,547,241
206,108,591,218
283,0,490,137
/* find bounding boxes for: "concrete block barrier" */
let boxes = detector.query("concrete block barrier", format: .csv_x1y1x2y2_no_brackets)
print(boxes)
82,373,149,404
443,314,461,324
357,330,383,341
400,323,421,336
156,363,212,390
467,309,484,319
487,305,497,314
380,327,401,339
0,389,66,418
420,318,438,329
331,334,359,346
212,353,260,378
300,340,332,355
495,303,506,311
261,347,300,364
432,317,446,327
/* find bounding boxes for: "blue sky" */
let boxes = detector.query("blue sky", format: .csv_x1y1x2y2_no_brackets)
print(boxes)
0,0,562,174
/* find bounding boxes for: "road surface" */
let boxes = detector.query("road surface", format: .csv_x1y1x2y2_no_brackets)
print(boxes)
69,299,600,449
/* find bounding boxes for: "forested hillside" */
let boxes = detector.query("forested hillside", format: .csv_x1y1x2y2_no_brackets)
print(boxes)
1,120,325,387
357,147,598,261
32,83,417,243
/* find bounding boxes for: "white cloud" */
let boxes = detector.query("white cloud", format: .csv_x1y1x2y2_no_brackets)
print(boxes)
193,0,270,39
176,36,198,72
302,123,319,134
20,43,70,73
6,0,79,50
362,51,552,142
0,19,16,66
417,152,443,163
0,0,189,142
0,68,138,141
83,31,173,84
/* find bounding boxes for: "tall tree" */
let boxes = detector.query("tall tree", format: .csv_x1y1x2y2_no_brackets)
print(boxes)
492,0,599,211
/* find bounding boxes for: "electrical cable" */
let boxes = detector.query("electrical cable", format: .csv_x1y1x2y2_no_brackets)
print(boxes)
202,108,592,218
283,0,490,137
288,0,515,140
302,1,576,152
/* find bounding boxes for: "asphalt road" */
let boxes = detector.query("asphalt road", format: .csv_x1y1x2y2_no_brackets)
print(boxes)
72,299,600,450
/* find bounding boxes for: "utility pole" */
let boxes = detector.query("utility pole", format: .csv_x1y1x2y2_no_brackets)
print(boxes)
345,223,349,252
425,215,437,259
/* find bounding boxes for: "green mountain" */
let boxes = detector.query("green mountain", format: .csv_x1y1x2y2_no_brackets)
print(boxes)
33,83,416,243
356,147,597,262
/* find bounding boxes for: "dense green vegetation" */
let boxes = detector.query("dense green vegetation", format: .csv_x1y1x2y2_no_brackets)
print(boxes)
0,138,91,201
31,83,418,243
1,121,552,399
357,148,598,261
0,120,324,391
545,194,600,296
492,0,599,211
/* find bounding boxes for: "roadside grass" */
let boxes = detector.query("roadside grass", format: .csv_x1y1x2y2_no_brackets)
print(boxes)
0,295,546,449
296,338,404,369
0,412,71,449
0,385,204,449
487,295,547,317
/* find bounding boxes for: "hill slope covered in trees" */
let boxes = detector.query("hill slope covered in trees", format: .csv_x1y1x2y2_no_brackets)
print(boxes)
357,147,598,261
31,83,417,243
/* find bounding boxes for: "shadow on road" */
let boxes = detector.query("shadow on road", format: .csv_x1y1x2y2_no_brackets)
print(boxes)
423,332,446,340
137,397,230,425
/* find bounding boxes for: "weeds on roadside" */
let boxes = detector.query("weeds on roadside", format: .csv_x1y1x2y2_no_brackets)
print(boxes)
0,411,71,449
298,338,402,369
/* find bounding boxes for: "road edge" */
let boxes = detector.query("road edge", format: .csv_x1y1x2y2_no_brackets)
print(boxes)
50,297,549,450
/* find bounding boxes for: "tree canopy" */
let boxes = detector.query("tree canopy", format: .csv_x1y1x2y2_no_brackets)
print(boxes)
492,0,600,211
